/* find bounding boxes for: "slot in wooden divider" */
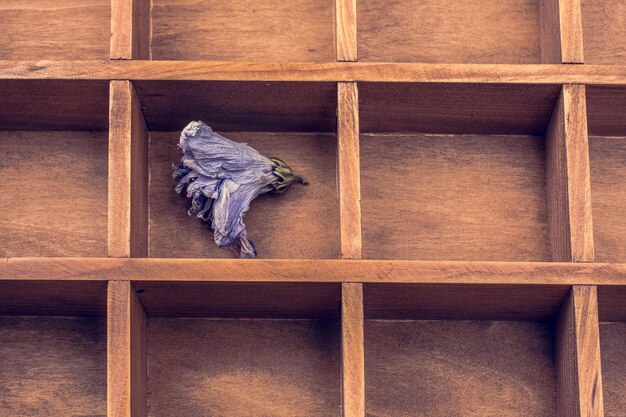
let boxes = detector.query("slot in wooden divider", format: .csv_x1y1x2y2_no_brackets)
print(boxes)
341,283,365,417
546,84,594,262
540,0,585,63
108,281,148,417
555,285,604,417
336,0,358,61
111,0,151,59
108,80,149,257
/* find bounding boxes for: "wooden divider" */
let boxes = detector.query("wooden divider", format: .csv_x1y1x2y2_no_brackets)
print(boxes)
108,80,149,257
335,0,358,61
108,281,148,417
556,285,604,417
342,283,365,417
546,84,594,262
540,0,585,63
111,0,151,59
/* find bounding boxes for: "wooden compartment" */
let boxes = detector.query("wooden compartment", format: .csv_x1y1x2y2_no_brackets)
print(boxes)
363,284,572,417
0,80,109,257
598,286,626,417
0,280,107,417
135,282,342,417
150,0,335,61
587,86,626,262
0,0,110,60
582,0,626,64
359,83,562,261
357,0,543,63
135,81,340,259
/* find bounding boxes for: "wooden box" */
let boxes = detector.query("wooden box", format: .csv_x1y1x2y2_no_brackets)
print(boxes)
1,0,625,416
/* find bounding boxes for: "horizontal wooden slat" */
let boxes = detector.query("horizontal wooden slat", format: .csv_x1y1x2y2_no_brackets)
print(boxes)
2,258,626,285
2,61,626,84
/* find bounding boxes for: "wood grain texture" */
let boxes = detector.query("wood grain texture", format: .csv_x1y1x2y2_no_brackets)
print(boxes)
365,320,557,417
338,83,362,259
358,0,541,63
4,61,626,84
542,0,585,63
5,258,626,285
150,131,340,259
0,131,108,257
597,286,626,322
581,0,626,64
147,318,341,417
111,0,151,59
0,0,109,60
108,281,148,417
109,80,149,257
545,85,594,262
0,316,106,417
335,0,357,61
589,136,626,263
586,86,626,137
361,133,549,261
359,83,561,135
151,0,334,61
540,0,562,63
364,284,571,321
555,286,604,417
599,322,626,417
341,283,365,417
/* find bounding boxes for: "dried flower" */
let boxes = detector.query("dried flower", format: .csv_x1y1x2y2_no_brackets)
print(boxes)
173,121,306,258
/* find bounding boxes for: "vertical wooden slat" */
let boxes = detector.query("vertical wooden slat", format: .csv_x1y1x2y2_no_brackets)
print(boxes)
342,282,365,417
338,82,362,259
556,285,604,417
545,84,594,262
109,80,149,258
335,0,358,61
111,0,151,59
540,0,584,63
108,281,148,417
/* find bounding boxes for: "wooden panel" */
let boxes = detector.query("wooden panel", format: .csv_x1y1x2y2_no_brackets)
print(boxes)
108,281,148,417
361,134,549,261
111,0,151,59
335,0,357,61
150,131,340,259
0,281,107,316
0,80,109,131
0,0,109,60
358,0,541,63
555,286,604,417
134,81,337,132
341,283,365,417
109,81,149,257
589,136,626,263
597,286,626,322
338,83,362,259
359,83,561,135
135,282,341,318
0,316,106,416
582,0,626,64
540,0,562,63
0,131,108,257
545,85,594,262
540,0,585,63
151,0,334,61
599,322,626,417
365,320,557,416
586,86,626,137
148,318,341,416
364,284,571,321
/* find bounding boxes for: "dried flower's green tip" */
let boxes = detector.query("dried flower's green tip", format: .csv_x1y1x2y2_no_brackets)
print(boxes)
270,157,308,193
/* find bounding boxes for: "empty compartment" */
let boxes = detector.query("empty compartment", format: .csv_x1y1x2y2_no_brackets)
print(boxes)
358,0,542,63
0,0,110,59
364,284,571,417
136,282,342,417
598,286,626,417
0,80,109,257
587,86,626,262
136,81,340,259
582,0,626,64
360,83,561,261
150,0,334,61
0,280,107,417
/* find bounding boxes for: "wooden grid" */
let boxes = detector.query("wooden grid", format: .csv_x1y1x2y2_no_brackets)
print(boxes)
1,0,626,416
